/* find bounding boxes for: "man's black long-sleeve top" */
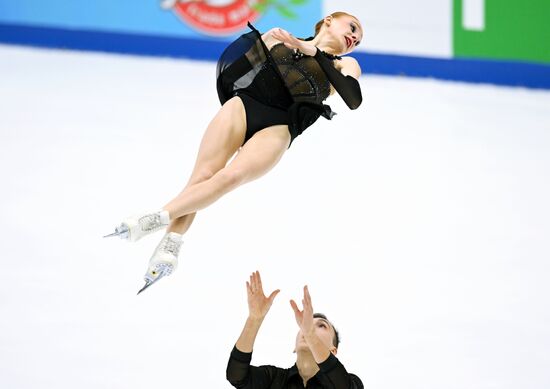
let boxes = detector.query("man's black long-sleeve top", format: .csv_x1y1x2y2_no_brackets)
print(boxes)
226,346,364,389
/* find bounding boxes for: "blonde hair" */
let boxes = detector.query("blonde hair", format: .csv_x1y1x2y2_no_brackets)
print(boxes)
314,11,359,36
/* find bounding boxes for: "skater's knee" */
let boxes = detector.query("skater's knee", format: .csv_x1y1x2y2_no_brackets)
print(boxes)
190,168,216,185
217,167,246,189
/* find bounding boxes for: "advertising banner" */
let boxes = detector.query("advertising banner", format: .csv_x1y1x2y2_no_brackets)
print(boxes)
0,0,321,40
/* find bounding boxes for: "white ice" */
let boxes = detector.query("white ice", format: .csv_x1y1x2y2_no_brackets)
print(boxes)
1,44,549,389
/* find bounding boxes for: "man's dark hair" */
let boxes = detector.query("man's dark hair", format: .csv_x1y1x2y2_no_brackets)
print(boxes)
313,313,340,348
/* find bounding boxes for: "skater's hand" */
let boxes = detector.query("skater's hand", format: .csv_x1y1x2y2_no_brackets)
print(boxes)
246,271,280,321
271,28,317,56
290,285,314,336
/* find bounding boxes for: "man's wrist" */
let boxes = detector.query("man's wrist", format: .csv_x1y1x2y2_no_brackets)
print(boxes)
247,315,265,325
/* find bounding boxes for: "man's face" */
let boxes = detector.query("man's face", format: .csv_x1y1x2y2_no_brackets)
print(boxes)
295,317,337,355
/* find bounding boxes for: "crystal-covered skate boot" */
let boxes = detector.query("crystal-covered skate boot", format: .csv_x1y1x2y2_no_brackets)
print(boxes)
104,210,170,242
137,232,183,294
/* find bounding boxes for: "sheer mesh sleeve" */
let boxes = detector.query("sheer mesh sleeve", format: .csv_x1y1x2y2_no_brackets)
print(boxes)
313,49,363,110
226,346,276,389
318,353,364,389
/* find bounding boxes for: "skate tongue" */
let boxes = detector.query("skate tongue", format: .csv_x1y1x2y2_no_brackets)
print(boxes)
137,273,166,295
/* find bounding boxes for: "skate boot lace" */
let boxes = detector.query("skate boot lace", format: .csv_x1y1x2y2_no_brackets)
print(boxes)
159,234,183,258
150,236,182,277
138,213,164,232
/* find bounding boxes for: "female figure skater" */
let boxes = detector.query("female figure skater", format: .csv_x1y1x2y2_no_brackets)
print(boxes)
106,12,364,293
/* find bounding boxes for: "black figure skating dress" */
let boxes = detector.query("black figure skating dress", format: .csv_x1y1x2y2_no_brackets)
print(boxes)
216,23,362,145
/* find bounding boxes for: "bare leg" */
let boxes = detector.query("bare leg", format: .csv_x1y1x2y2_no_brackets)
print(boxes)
166,96,247,234
168,213,196,234
163,124,291,220
138,111,290,291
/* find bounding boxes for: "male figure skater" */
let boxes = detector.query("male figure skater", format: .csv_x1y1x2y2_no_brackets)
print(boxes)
227,271,363,389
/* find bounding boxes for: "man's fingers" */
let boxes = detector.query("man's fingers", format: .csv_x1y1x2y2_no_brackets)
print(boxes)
256,271,262,285
304,285,312,305
256,271,266,294
289,299,300,313
268,289,280,302
251,272,259,291
249,274,255,292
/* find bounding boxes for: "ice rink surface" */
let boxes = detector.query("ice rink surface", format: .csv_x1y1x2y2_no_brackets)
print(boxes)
1,44,549,389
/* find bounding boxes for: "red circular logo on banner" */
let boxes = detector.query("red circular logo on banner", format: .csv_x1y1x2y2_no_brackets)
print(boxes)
172,0,261,36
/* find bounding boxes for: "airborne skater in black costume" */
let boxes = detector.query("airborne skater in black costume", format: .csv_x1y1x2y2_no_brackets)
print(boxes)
105,12,364,293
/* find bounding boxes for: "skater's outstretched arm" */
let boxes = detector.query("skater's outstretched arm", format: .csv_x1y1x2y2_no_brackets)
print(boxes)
235,271,280,352
227,271,280,388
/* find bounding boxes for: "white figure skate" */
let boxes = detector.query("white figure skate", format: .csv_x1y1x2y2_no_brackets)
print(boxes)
104,210,170,242
137,232,183,294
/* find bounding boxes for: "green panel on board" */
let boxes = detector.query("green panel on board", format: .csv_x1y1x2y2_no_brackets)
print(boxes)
453,0,550,63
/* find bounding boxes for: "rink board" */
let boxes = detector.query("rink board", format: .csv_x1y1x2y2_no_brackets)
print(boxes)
1,22,549,89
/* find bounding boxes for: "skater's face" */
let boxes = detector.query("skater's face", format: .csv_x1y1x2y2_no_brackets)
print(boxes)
294,317,338,355
330,15,362,55
319,14,363,55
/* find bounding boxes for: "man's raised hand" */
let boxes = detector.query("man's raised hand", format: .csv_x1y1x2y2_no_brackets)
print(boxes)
247,271,280,321
290,285,314,335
